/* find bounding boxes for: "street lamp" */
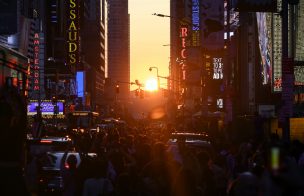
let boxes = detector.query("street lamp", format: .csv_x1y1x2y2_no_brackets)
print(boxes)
149,66,160,90
152,13,171,18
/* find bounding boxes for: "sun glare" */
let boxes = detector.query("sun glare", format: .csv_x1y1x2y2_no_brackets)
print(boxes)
145,78,158,91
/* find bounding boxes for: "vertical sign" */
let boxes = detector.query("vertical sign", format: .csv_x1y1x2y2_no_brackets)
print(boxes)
272,0,282,92
192,0,200,47
217,98,224,109
33,33,40,91
256,12,272,85
76,71,84,97
213,57,223,80
67,0,79,68
180,27,188,80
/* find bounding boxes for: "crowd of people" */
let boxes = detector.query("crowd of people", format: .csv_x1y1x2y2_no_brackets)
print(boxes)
25,123,304,196
1,85,304,196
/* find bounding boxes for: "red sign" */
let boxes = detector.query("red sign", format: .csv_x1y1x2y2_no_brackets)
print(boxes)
33,33,40,91
180,27,188,80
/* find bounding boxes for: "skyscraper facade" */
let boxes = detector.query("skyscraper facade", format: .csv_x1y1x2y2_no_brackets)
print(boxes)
107,0,130,100
82,0,107,111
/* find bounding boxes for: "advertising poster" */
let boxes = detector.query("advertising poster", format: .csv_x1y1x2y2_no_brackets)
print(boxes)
272,0,282,92
256,12,272,85
27,100,64,115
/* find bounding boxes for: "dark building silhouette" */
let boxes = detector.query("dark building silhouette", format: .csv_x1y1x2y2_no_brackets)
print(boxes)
107,0,130,100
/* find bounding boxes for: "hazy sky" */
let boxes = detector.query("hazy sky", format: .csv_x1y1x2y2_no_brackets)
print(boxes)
129,0,170,89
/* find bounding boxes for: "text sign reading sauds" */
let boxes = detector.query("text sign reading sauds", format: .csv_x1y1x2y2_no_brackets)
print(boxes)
67,0,79,67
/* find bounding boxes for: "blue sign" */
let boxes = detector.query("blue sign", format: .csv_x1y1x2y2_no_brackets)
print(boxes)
27,100,64,115
76,71,84,97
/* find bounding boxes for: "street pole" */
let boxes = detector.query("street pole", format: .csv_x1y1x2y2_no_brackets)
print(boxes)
225,0,232,124
149,66,160,90
280,0,294,142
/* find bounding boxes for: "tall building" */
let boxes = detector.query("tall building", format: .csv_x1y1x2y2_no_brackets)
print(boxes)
107,0,130,100
170,0,225,116
43,0,106,112
81,0,106,112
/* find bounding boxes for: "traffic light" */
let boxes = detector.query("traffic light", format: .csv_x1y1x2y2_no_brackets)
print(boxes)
135,89,139,97
115,84,119,94
140,89,144,99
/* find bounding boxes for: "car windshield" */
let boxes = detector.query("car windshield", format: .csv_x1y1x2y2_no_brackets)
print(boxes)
39,152,97,170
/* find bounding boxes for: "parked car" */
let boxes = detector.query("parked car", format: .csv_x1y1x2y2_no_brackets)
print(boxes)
37,151,97,194
167,132,213,164
26,135,73,156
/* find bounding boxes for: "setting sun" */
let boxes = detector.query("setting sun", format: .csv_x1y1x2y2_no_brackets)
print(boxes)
144,78,158,91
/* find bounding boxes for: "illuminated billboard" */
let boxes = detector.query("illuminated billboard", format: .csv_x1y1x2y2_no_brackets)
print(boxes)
67,0,79,67
76,71,84,97
180,26,188,81
294,66,304,86
27,100,64,115
32,33,40,91
256,12,272,85
212,57,223,80
272,0,282,92
192,0,200,47
295,0,304,61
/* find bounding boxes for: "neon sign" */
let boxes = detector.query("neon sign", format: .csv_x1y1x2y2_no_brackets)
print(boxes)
192,0,200,47
27,100,64,115
33,33,40,91
180,27,188,80
67,0,79,67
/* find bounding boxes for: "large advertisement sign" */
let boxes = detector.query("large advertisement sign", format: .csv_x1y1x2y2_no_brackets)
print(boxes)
191,0,200,47
67,0,79,68
27,100,64,115
256,13,272,85
272,0,282,92
295,0,304,61
294,65,304,85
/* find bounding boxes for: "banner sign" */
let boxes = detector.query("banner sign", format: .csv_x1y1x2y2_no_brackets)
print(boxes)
191,0,200,47
27,100,64,115
272,0,282,92
67,0,80,68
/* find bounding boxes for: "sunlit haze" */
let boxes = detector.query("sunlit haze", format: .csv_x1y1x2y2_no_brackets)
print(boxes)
144,77,158,91
129,0,170,90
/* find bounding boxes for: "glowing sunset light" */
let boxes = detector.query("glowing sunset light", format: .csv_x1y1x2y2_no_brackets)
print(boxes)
144,78,158,91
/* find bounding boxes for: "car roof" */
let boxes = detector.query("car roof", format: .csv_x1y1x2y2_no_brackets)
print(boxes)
27,135,72,143
168,132,211,147
170,132,209,139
